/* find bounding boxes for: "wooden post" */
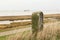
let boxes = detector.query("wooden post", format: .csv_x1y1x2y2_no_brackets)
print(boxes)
32,11,43,40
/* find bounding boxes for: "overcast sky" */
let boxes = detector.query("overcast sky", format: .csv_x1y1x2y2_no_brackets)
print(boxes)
0,0,60,11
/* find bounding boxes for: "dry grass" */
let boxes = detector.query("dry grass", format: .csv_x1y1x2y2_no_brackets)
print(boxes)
0,14,60,21
0,21,31,29
0,14,60,29
44,14,60,19
0,18,58,29
6,21,60,40
0,15,31,21
36,22,60,40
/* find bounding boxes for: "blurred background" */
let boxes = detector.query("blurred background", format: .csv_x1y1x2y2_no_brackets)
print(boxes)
0,0,60,16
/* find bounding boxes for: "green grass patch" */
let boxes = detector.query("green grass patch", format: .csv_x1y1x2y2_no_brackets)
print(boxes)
0,36,7,40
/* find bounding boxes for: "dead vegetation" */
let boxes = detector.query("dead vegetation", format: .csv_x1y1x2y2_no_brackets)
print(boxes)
6,21,60,40
0,18,59,29
0,14,60,21
0,14,60,29
0,21,31,29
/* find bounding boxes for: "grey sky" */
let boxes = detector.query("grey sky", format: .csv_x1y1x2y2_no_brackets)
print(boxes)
0,0,60,11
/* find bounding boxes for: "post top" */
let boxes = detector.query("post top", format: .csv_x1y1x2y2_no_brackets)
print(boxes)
32,11,43,16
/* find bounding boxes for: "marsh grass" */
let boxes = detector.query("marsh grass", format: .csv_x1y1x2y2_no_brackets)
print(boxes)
6,21,60,40
0,21,60,40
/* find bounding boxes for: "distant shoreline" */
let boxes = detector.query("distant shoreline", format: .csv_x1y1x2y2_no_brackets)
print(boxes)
0,11,59,16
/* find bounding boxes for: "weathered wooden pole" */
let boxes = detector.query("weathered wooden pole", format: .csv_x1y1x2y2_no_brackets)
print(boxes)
32,11,44,40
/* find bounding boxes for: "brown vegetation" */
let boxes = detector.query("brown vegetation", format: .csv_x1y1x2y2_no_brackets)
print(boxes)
10,21,31,27
7,21,60,40
44,14,60,19
0,14,60,21
0,15,31,21
0,14,60,29
0,21,31,29
0,18,58,29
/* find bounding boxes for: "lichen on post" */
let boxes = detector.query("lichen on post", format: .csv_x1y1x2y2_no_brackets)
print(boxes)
32,11,44,40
